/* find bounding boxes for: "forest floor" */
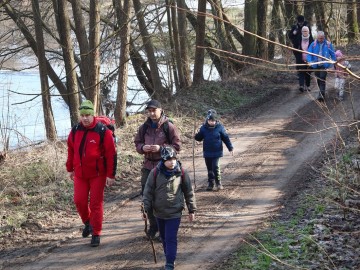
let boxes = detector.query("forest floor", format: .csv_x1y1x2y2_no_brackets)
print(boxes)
1,46,360,270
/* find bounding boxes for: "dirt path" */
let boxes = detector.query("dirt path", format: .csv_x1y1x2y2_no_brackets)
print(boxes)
2,80,360,270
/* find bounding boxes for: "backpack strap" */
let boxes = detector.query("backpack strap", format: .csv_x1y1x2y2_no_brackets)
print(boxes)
141,120,171,144
71,122,106,145
93,122,107,145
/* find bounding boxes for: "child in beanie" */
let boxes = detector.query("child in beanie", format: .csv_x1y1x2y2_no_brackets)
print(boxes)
334,50,351,101
142,146,196,270
195,109,234,191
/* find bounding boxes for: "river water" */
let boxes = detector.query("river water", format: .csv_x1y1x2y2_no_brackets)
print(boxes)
0,64,219,150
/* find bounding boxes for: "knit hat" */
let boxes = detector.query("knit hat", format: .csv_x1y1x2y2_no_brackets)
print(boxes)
79,100,94,115
161,146,177,161
146,99,162,109
335,50,343,58
207,109,218,121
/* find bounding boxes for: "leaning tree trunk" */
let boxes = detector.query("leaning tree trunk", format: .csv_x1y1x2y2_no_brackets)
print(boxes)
70,0,91,99
114,0,131,127
133,0,167,101
3,2,69,107
53,0,80,126
31,0,57,141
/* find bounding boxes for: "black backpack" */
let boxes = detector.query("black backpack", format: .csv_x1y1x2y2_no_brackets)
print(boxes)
72,116,116,145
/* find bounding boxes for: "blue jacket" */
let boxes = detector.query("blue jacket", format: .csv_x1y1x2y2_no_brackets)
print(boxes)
307,40,336,69
195,121,233,158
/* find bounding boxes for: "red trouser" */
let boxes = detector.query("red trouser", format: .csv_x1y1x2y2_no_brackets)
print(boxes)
73,175,106,236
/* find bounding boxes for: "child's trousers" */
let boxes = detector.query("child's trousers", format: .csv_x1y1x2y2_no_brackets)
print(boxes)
157,217,181,267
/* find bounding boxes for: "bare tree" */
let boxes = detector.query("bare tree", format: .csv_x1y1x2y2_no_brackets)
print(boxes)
193,0,206,85
132,0,167,100
257,0,268,60
178,0,191,88
347,0,360,43
87,0,101,112
31,0,57,141
114,0,131,127
243,0,257,56
53,0,80,126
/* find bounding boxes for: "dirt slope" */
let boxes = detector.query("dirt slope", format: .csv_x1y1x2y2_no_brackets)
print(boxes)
1,77,360,270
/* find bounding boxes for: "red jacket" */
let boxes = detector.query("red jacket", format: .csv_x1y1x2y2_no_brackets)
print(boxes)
66,117,117,179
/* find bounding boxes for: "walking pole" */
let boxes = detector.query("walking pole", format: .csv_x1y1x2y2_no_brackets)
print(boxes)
141,204,157,263
192,110,197,189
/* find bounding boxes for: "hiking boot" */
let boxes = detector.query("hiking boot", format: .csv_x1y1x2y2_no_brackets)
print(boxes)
216,184,224,190
82,221,92,238
206,184,214,191
299,86,304,92
90,235,100,247
317,92,325,102
305,86,311,92
146,229,157,239
165,262,175,270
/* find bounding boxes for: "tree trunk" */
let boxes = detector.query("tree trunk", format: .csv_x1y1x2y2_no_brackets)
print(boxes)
268,0,282,60
53,0,80,126
167,0,182,92
347,0,360,43
304,0,314,26
132,0,167,101
114,0,131,127
243,0,258,56
314,1,328,34
257,0,268,60
70,0,91,98
88,0,101,113
31,0,57,141
193,0,206,85
185,2,223,79
177,0,191,88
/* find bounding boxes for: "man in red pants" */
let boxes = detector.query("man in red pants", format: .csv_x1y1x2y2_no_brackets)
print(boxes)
66,100,117,247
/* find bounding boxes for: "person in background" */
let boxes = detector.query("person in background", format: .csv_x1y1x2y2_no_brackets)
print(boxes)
294,26,314,92
195,109,234,191
66,100,117,247
142,146,196,270
334,50,352,101
134,99,181,240
306,31,336,101
288,15,313,92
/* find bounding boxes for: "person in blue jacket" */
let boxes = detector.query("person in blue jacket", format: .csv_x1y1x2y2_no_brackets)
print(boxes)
306,31,336,101
195,109,234,191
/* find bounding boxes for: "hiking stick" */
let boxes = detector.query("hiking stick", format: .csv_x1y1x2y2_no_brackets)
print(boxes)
192,110,197,189
141,204,157,263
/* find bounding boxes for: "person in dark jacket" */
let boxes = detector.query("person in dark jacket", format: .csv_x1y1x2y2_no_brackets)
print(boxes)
134,99,181,239
142,146,196,270
66,100,117,247
288,15,313,92
195,110,234,191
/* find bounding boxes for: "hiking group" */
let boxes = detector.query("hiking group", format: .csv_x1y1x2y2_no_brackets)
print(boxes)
66,99,234,270
288,15,351,101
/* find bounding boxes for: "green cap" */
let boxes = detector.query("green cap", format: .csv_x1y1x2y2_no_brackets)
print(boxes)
79,100,94,115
